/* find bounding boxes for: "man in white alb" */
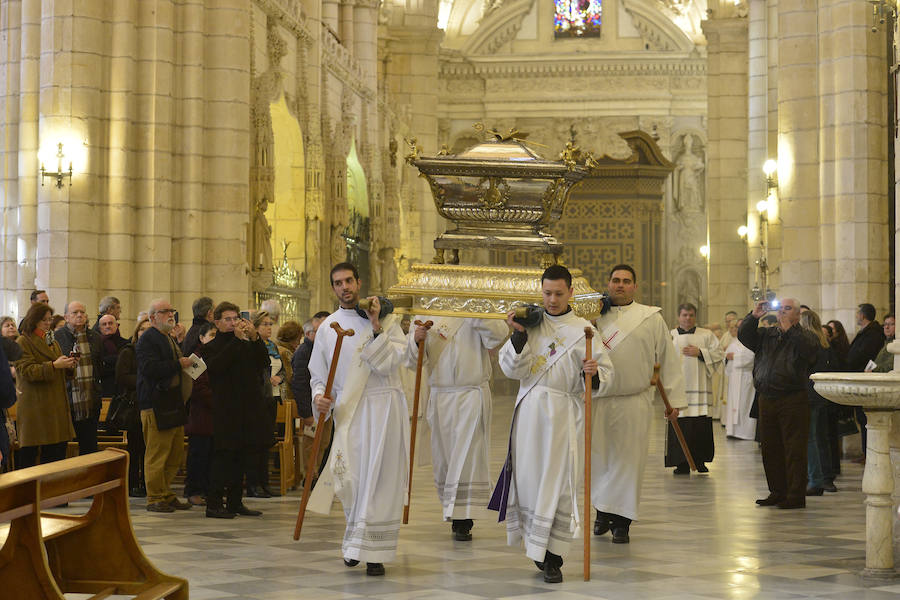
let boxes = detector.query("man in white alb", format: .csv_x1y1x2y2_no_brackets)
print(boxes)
309,262,408,577
407,316,508,541
592,264,685,544
668,303,725,474
490,265,613,584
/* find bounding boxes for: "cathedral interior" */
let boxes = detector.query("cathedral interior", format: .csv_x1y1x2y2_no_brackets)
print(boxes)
2,0,900,596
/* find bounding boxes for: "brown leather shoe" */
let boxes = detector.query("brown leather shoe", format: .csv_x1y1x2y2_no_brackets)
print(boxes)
168,497,192,510
147,501,175,513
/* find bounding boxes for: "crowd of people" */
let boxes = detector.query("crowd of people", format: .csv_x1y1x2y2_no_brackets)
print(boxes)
0,291,334,520
0,270,891,584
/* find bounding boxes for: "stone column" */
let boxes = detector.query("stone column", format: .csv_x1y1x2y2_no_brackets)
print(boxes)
775,0,820,304
703,16,749,321
384,6,443,264
340,0,355,50
863,410,896,576
745,0,768,296
816,0,889,323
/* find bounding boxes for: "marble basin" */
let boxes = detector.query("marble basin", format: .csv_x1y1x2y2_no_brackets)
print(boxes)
811,372,900,410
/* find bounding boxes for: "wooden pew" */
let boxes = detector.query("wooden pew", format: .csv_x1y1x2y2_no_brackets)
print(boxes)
0,448,187,599
67,398,129,458
271,400,296,496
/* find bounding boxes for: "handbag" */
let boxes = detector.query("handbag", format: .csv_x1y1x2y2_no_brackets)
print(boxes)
152,377,188,431
105,392,137,432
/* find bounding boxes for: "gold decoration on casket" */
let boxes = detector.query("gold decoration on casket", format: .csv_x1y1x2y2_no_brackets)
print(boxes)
387,263,606,321
391,125,606,321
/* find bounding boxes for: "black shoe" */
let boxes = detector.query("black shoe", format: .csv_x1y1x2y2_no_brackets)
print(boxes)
246,486,271,499
366,562,385,576
594,511,611,536
612,527,630,544
673,465,690,475
260,484,279,497
451,519,473,541
230,504,262,516
755,494,785,506
205,507,236,519
533,560,544,572
543,562,562,583
777,499,805,509
824,483,838,493
344,559,360,567
806,487,824,496
697,463,709,473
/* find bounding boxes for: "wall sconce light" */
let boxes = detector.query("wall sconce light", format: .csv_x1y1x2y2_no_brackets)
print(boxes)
699,245,710,258
40,142,73,188
737,225,748,238
869,0,896,32
762,158,778,194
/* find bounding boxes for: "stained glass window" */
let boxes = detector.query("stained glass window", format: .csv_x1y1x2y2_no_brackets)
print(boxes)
555,0,602,38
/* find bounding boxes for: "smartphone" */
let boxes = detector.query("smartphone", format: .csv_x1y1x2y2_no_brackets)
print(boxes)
174,310,179,324
69,349,81,358
240,310,250,320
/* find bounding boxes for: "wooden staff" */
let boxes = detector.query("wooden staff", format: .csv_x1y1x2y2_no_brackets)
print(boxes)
583,326,593,582
651,363,696,472
403,319,433,524
293,321,355,540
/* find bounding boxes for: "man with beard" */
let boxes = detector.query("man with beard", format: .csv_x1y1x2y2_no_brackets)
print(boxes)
591,264,685,544
203,301,270,519
308,262,407,577
491,264,613,584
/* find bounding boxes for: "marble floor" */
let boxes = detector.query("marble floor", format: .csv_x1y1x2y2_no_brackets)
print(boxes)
63,397,896,599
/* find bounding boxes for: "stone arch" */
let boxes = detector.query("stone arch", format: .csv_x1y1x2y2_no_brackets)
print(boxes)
267,94,306,272
345,138,372,289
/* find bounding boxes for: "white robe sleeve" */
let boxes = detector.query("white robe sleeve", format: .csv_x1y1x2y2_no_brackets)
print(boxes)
360,320,405,377
698,330,725,378
730,341,755,368
403,323,422,370
656,318,687,410
499,335,535,381
473,318,510,350
591,333,615,397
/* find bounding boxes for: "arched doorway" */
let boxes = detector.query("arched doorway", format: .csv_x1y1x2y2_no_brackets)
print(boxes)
268,95,306,273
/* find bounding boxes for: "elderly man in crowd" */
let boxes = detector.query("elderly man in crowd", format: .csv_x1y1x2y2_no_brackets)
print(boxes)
182,296,214,357
738,298,818,509
54,301,102,455
91,296,121,334
136,299,193,513
874,314,895,373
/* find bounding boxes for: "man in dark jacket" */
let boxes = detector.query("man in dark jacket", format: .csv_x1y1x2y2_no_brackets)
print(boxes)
738,298,818,509
54,301,103,455
846,302,885,460
136,299,193,513
291,311,331,484
203,300,270,519
182,296,214,357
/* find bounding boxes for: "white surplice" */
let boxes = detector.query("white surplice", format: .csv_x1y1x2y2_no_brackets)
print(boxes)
591,302,686,521
669,327,725,418
497,310,612,562
724,338,757,440
405,316,508,521
308,307,409,563
712,330,735,420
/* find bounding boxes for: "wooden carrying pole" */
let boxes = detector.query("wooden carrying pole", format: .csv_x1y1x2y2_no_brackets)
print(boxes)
294,322,355,540
403,319,433,524
583,327,593,582
651,363,697,472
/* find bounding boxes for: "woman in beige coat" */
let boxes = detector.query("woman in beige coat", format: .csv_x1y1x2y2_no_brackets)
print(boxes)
15,303,77,467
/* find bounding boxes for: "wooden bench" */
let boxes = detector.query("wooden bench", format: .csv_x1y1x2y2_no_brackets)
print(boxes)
66,398,129,458
271,400,296,496
0,448,187,599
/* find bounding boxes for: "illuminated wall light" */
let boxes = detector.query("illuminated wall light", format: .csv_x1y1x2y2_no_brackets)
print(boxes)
699,245,710,258
737,225,748,238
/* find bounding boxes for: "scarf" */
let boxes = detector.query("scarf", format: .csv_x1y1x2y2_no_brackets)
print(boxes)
69,330,95,421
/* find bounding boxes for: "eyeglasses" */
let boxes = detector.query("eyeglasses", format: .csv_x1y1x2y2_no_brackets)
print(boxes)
221,316,240,322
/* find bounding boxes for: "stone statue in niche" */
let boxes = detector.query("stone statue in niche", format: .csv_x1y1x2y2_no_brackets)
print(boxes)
253,196,273,271
379,246,399,290
674,134,705,216
677,268,702,314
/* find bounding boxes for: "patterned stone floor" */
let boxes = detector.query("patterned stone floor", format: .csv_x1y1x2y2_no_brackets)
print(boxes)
63,397,900,599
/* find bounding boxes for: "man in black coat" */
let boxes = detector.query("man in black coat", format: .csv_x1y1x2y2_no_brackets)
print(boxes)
136,299,193,513
203,300,270,519
290,311,331,483
847,302,885,459
739,298,818,509
182,296,214,357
